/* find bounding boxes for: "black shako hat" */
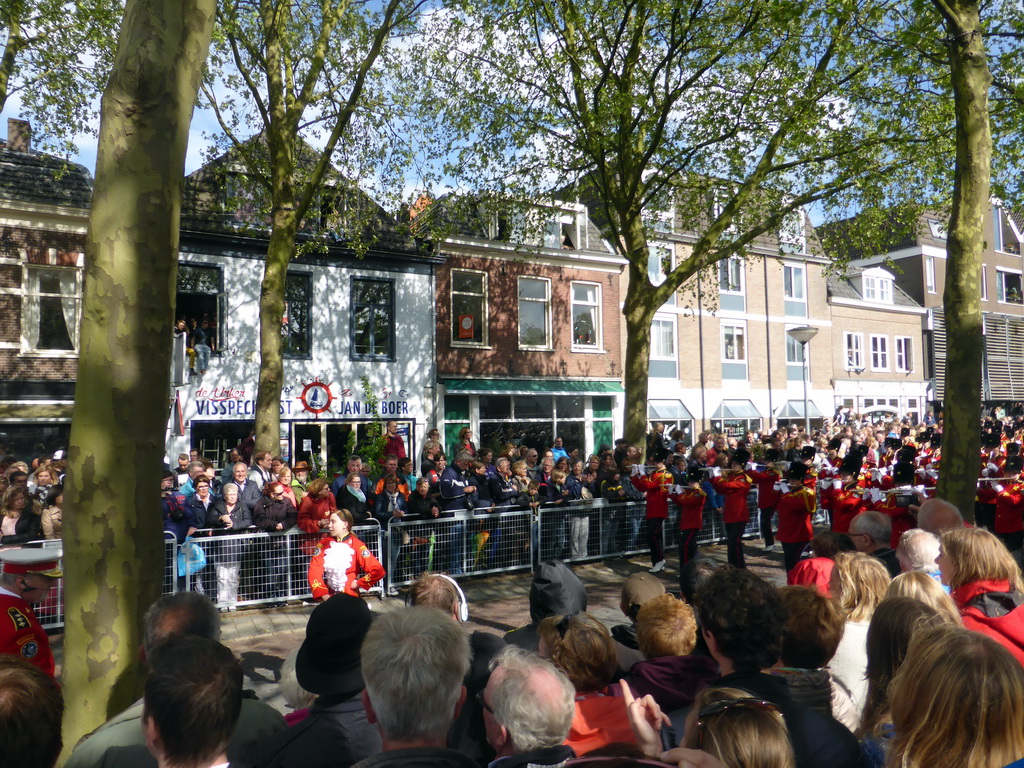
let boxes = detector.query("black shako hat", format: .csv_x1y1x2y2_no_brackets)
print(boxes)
787,462,808,482
295,593,374,695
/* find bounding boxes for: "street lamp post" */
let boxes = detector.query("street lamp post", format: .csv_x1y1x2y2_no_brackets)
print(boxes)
787,326,819,435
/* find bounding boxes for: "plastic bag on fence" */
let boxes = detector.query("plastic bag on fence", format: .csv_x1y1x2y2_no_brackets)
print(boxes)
581,487,593,500
426,530,436,572
177,536,206,576
473,530,490,569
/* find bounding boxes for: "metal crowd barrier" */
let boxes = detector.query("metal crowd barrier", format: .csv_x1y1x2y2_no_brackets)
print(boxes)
18,487,810,629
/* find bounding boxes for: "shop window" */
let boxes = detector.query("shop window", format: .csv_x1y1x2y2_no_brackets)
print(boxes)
451,269,487,345
282,272,311,358
23,264,81,352
571,282,601,349
351,278,395,360
518,277,551,349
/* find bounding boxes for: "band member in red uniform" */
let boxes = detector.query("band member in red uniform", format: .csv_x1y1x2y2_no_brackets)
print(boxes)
830,455,867,534
994,456,1024,553
710,448,753,569
776,463,816,575
308,509,385,599
874,461,917,549
0,549,61,677
747,448,783,552
632,458,673,573
671,467,707,567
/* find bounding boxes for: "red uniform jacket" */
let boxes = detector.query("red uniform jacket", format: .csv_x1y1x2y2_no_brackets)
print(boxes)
671,487,706,531
776,487,815,544
830,485,867,534
0,592,54,677
711,473,752,524
747,469,782,511
995,483,1024,534
308,533,385,599
632,469,673,519
873,492,916,549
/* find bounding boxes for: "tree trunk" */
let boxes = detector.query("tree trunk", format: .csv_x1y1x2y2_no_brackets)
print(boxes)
61,0,215,757
254,219,298,454
933,0,990,522
622,258,658,453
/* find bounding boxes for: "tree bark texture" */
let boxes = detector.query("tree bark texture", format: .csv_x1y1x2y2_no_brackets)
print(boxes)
933,0,990,521
61,0,215,757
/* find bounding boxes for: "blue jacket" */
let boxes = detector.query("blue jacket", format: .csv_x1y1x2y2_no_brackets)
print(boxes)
373,491,409,525
440,465,471,512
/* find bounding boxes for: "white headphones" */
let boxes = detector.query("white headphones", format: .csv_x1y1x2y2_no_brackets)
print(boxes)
408,573,469,622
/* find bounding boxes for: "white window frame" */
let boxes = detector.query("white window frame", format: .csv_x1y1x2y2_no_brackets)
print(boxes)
925,256,936,294
779,210,807,255
570,281,602,351
721,322,747,363
982,264,988,301
783,263,806,302
650,317,677,369
862,274,893,303
22,262,83,356
719,257,744,294
450,268,488,347
517,276,552,350
844,332,864,371
870,334,889,372
996,269,1024,305
786,331,806,365
895,336,913,373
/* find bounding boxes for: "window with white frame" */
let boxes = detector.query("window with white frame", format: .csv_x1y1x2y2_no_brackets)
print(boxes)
719,257,744,293
982,265,988,300
844,332,864,370
650,318,677,378
863,273,893,303
783,264,806,301
518,276,551,348
925,256,936,294
997,270,1023,304
895,336,913,373
779,210,807,254
870,334,889,371
451,269,488,345
722,324,746,362
544,210,582,250
23,262,82,352
647,244,675,306
571,282,601,349
786,333,805,365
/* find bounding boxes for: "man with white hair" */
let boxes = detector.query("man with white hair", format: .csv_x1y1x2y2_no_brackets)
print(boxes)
481,646,576,768
917,497,964,536
354,607,475,768
896,528,941,576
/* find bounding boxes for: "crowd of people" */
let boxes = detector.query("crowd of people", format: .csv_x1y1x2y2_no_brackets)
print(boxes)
10,544,1024,768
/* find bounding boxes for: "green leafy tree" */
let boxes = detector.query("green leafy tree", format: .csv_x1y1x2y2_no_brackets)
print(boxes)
418,0,953,450
62,0,215,755
1,0,120,152
200,0,428,455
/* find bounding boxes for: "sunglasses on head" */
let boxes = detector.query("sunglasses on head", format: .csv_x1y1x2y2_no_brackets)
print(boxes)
696,697,779,748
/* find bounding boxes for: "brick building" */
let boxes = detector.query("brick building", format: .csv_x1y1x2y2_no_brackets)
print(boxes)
643,208,833,436
426,197,626,457
827,266,929,421
844,205,1024,408
0,119,91,456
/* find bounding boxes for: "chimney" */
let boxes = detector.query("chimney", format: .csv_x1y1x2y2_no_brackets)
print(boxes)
409,193,432,220
7,119,31,153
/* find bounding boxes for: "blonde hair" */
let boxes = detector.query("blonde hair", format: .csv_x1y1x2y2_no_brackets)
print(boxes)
940,528,1022,591
538,613,617,694
684,687,795,768
889,625,1024,768
636,594,697,659
886,572,962,626
832,551,889,623
1,486,33,518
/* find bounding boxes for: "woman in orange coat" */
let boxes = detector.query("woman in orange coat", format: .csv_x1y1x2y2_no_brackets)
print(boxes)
308,509,384,599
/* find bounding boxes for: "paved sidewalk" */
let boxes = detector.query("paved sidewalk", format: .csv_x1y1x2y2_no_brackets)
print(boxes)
220,540,786,714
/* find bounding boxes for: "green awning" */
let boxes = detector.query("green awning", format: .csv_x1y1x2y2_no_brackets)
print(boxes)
648,399,694,420
442,378,623,394
776,400,824,419
712,400,762,419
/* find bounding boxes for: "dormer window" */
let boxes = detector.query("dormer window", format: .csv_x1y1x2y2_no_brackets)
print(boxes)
860,268,894,304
